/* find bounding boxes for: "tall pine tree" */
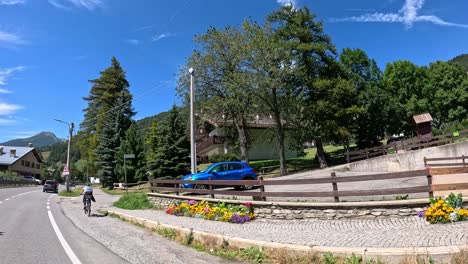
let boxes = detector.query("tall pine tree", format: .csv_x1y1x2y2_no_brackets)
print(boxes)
115,123,146,182
148,105,190,179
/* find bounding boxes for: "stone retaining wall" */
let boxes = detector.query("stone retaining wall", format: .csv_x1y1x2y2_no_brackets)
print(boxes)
148,194,429,220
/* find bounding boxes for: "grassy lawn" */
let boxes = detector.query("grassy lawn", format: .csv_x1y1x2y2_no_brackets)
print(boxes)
59,188,81,197
100,183,151,195
113,193,153,210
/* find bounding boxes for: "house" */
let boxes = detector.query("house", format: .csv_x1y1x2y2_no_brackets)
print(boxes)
197,115,299,162
0,145,43,178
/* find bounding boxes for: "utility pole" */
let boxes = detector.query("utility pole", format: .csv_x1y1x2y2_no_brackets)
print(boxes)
54,119,74,192
189,67,197,174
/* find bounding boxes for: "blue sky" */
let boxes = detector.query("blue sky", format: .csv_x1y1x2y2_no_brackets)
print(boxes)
0,0,467,142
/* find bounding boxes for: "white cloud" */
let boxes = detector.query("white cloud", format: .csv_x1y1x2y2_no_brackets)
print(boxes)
125,39,141,45
0,66,25,86
332,0,468,29
276,0,297,7
0,88,12,94
0,103,21,115
152,33,175,42
0,31,26,46
0,0,25,5
48,0,103,10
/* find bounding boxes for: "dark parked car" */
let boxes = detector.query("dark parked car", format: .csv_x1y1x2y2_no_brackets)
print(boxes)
43,180,59,193
182,161,258,190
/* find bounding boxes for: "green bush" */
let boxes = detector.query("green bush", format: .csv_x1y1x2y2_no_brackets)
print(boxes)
208,153,239,163
113,193,153,210
59,189,81,197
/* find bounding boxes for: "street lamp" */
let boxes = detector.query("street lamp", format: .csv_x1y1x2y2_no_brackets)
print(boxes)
123,154,135,195
189,67,197,174
54,119,74,192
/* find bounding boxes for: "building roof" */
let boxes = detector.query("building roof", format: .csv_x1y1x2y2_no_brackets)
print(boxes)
413,113,433,124
0,146,43,165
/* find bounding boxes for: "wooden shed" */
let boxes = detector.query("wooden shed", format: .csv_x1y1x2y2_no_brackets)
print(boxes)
413,113,433,142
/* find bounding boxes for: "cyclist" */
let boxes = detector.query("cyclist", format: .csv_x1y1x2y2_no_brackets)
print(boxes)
80,183,95,210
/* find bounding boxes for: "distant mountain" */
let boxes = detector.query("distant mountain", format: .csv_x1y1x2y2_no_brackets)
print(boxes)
449,54,468,72
0,132,63,148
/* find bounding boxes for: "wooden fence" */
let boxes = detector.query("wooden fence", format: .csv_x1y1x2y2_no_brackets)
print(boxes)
424,155,467,168
150,169,458,202
347,129,468,163
0,177,37,188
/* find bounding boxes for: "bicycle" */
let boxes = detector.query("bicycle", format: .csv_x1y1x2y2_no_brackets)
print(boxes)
84,194,92,217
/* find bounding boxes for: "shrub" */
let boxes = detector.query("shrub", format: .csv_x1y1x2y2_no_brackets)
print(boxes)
113,193,153,210
208,153,239,163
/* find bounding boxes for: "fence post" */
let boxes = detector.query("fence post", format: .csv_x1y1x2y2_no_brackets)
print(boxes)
331,172,339,202
150,180,154,193
259,176,266,201
463,155,466,167
365,148,369,159
174,181,179,196
424,157,427,168
426,173,433,198
208,177,214,199
394,142,398,154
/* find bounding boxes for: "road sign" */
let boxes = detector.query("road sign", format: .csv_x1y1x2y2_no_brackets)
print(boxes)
62,166,69,176
124,154,135,159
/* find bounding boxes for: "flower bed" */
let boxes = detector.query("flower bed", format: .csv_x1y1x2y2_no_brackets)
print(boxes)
166,200,255,223
419,193,468,224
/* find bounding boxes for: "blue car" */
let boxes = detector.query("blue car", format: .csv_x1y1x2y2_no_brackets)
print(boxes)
182,161,258,190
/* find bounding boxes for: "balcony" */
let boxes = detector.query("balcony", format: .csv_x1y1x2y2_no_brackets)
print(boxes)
197,136,224,153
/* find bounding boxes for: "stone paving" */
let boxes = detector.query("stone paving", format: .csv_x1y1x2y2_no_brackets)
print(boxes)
95,190,468,249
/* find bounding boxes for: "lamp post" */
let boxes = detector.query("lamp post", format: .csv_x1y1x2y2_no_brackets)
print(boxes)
123,154,135,195
54,119,74,192
189,67,197,174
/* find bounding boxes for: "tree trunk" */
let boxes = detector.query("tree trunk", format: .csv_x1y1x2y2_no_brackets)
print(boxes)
315,137,328,169
235,117,249,163
273,111,287,175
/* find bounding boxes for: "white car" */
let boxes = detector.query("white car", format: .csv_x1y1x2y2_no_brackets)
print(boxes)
23,176,41,185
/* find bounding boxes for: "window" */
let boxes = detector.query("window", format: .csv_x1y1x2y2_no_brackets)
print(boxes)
21,160,25,166
230,164,243,170
25,161,30,167
32,162,35,168
36,164,40,169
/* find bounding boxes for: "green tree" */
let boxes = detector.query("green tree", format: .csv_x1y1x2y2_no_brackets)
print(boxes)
80,57,135,181
115,123,146,182
248,5,337,170
177,26,254,162
340,48,387,148
425,61,468,128
382,60,428,136
144,118,160,165
148,105,190,179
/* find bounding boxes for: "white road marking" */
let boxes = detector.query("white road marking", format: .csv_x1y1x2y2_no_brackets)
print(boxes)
47,194,82,264
5,198,9,201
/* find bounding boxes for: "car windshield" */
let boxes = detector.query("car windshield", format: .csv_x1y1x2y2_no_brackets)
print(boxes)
45,181,54,184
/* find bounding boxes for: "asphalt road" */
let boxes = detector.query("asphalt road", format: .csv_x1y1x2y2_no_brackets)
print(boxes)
0,186,237,264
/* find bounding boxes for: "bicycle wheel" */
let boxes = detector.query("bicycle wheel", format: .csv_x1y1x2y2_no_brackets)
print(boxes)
87,199,91,217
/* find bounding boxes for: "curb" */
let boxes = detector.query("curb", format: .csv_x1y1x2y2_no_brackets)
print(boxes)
106,210,466,259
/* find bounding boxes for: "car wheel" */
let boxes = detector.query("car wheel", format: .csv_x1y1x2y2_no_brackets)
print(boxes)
242,177,254,190
194,184,208,190
43,189,45,192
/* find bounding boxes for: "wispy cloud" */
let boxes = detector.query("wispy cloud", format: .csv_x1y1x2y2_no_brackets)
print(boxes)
0,103,22,115
48,0,104,10
0,88,13,94
0,0,25,5
0,31,26,46
276,0,297,7
152,33,175,42
345,8,376,12
0,118,15,125
125,39,141,45
332,0,468,29
0,66,25,86
135,25,154,32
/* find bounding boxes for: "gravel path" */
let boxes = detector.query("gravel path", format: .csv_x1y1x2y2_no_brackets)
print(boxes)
58,188,239,264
